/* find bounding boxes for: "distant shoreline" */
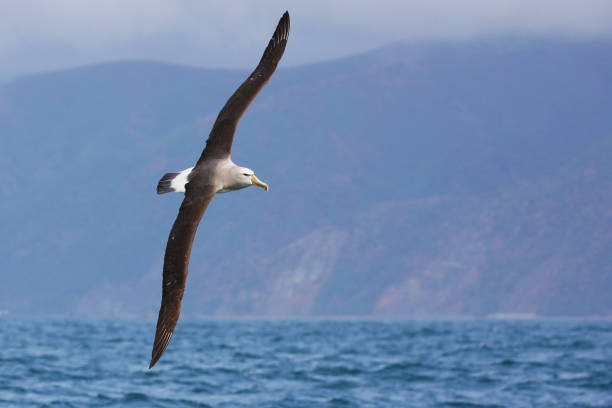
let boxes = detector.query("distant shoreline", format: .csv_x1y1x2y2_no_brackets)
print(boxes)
3,314,612,322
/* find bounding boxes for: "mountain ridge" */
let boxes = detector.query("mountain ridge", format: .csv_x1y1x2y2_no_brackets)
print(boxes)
1,39,610,317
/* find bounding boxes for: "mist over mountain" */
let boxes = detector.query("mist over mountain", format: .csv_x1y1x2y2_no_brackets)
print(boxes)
1,39,610,317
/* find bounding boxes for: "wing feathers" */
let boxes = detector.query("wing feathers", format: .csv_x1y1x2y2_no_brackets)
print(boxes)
149,192,215,369
197,11,290,162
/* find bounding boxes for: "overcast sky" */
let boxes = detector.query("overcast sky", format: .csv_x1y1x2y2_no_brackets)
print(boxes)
1,0,612,80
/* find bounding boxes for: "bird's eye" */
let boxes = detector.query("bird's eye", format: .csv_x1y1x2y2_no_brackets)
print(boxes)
243,173,250,176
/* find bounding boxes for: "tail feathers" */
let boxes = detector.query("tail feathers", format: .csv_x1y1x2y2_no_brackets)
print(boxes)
157,172,179,194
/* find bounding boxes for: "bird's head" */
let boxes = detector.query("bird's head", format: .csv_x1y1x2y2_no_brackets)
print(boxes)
234,167,269,191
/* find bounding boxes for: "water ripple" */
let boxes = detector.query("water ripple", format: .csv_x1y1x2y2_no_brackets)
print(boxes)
0,319,611,407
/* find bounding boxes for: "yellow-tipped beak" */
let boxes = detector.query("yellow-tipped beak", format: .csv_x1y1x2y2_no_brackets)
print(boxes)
251,174,269,191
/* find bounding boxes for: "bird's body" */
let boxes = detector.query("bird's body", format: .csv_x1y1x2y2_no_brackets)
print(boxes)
158,159,265,195
149,11,290,369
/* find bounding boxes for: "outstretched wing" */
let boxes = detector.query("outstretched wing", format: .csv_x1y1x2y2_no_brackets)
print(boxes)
149,189,215,369
197,11,290,162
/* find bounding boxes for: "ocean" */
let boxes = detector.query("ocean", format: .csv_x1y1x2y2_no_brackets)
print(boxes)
1,319,611,407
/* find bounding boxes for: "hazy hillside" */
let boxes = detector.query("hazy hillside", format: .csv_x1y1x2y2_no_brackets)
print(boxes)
1,39,611,317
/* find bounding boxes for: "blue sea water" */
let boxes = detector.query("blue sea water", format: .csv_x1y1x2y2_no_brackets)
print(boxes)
0,319,611,407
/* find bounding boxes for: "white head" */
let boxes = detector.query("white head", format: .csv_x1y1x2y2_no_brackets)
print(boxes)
228,166,269,192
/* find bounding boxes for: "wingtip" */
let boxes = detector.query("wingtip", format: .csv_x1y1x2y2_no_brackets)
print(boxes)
276,11,290,43
279,11,289,29
148,350,161,369
149,354,160,369
149,355,157,369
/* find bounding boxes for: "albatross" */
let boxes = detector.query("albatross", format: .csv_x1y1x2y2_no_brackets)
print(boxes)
149,11,290,369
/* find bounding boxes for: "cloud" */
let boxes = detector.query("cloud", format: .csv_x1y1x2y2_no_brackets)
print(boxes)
1,0,611,79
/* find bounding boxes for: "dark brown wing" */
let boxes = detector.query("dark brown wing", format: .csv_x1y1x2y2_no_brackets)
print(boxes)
197,11,290,162
149,189,215,369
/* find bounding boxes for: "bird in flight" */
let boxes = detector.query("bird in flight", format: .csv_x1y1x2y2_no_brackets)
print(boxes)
149,11,290,369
